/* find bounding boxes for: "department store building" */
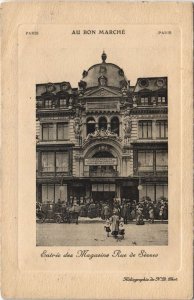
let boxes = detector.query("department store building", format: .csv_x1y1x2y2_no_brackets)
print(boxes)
36,52,168,204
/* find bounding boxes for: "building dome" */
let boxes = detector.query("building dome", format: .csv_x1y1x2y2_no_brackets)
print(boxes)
80,52,129,90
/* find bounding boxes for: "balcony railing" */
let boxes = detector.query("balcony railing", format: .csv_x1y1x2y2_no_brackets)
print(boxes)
37,171,71,177
87,170,119,177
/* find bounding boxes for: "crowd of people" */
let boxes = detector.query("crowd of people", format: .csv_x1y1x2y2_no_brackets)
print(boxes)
78,197,168,224
37,197,168,225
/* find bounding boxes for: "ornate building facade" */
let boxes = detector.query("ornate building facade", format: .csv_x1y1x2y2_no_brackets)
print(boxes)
36,52,168,204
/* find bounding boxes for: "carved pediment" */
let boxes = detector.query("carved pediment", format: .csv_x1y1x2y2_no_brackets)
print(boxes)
84,87,122,98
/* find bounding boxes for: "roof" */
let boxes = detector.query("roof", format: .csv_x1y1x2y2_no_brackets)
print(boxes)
80,52,129,90
134,77,167,93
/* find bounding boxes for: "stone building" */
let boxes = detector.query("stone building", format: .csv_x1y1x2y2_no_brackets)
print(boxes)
36,52,168,204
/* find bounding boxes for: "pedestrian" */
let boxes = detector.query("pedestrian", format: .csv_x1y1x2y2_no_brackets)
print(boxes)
136,204,144,225
71,201,81,224
122,201,129,224
159,203,164,222
110,212,120,238
118,218,125,239
104,219,111,237
148,203,155,223
104,203,111,220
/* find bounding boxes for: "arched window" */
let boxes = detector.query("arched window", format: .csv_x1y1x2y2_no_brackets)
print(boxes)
99,117,107,130
111,117,119,135
86,117,96,135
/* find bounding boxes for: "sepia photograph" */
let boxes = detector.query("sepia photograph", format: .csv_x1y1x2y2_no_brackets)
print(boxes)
2,3,193,299
36,49,168,246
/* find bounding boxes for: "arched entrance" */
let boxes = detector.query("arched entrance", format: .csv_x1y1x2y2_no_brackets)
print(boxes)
83,142,122,205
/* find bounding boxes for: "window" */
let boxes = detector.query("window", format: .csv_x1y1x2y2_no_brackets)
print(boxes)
156,150,168,171
156,185,168,200
139,121,152,138
41,184,67,203
56,152,69,172
41,152,55,172
139,184,168,202
57,123,68,140
99,117,107,130
138,151,154,171
111,117,119,135
140,97,149,105
158,96,166,104
42,123,55,140
86,117,96,135
156,120,168,138
60,99,67,107
45,99,52,108
42,184,55,203
139,185,155,201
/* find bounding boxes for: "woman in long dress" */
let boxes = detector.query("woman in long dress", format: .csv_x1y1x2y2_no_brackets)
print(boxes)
110,212,120,237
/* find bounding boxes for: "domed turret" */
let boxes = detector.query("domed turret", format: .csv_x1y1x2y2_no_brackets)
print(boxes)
79,52,129,90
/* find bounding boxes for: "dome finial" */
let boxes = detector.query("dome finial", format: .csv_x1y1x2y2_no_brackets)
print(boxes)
101,51,107,63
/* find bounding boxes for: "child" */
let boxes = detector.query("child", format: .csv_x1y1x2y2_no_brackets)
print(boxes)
104,219,111,237
118,218,125,239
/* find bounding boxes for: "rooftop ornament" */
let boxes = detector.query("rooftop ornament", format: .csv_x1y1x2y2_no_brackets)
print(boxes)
101,51,107,63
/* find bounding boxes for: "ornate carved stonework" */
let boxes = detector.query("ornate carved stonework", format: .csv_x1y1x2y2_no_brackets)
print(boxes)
123,116,132,136
83,128,122,144
74,117,82,137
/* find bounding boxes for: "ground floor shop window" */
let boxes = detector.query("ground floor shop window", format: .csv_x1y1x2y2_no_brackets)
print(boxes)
41,184,67,203
139,184,168,202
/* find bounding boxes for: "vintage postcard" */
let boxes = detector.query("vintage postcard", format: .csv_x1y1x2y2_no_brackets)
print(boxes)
1,2,193,299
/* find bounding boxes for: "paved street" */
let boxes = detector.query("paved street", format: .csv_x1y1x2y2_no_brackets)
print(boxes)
36,220,168,246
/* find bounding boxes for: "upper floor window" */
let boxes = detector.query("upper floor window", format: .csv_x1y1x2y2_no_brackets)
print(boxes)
111,117,119,135
41,152,69,173
157,96,166,105
45,99,52,108
156,150,168,171
56,152,69,172
138,150,154,171
86,117,96,135
139,121,152,139
156,120,168,138
60,99,67,107
57,123,68,140
42,123,55,140
42,152,55,172
99,116,107,130
140,97,149,105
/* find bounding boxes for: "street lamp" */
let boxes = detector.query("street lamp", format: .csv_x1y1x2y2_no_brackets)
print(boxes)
59,176,64,200
137,162,143,191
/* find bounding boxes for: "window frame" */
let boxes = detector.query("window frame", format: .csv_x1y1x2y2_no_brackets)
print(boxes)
57,122,69,140
156,120,168,139
42,123,55,141
44,99,52,108
138,120,152,139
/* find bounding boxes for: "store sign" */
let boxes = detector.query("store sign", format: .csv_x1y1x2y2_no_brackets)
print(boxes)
86,101,119,112
85,158,117,166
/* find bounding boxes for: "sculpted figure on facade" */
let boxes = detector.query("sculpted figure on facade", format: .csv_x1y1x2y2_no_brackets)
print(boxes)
74,118,82,137
123,117,132,136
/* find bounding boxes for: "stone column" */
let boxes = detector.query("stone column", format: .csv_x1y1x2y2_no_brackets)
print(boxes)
152,120,156,140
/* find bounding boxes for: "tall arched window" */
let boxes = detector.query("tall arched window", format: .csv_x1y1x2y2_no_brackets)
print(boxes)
86,117,96,135
111,117,119,135
99,117,107,130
